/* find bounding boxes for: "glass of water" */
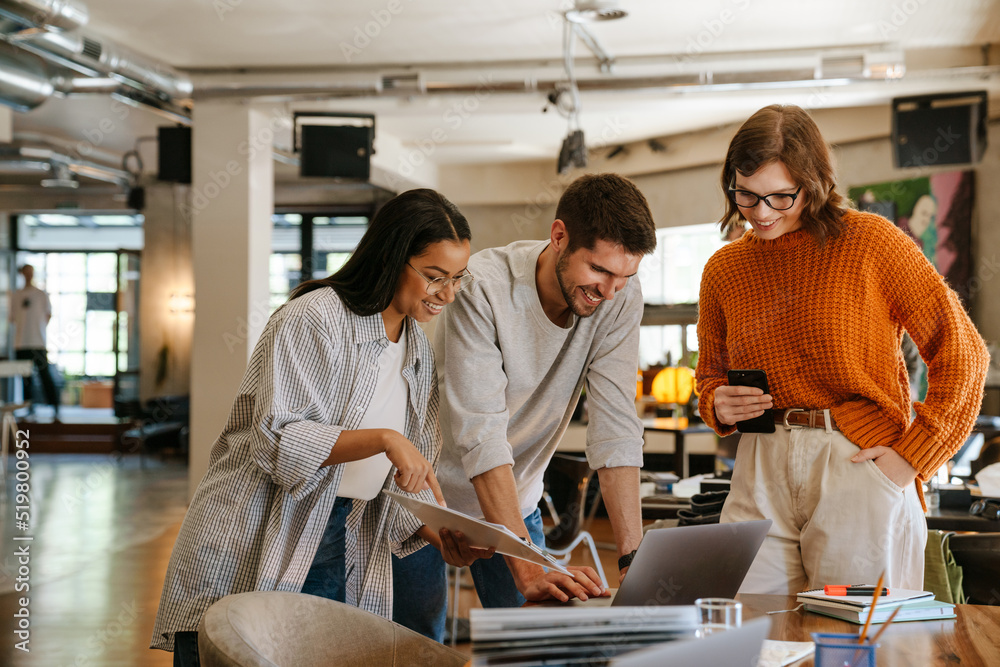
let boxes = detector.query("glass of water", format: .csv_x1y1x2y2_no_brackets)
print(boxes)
695,597,742,637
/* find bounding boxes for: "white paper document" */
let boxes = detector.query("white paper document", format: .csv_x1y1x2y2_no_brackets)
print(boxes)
385,490,572,576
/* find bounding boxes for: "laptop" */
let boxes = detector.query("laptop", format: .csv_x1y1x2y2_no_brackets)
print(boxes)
610,616,772,667
611,519,771,606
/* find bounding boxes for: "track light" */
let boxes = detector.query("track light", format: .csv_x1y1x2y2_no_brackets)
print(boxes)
564,0,628,23
557,130,587,174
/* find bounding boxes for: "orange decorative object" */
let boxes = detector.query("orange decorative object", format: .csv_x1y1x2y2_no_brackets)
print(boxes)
651,367,695,405
636,370,643,400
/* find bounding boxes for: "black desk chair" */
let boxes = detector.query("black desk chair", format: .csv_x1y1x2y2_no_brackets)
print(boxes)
971,436,1000,480
542,453,608,587
121,395,190,466
949,533,1000,605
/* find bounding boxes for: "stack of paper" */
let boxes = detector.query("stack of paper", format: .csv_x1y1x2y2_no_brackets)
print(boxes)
470,606,699,666
796,587,956,624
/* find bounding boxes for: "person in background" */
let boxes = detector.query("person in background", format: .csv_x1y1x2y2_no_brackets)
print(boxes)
151,189,490,666
392,173,657,624
10,264,60,421
696,104,989,594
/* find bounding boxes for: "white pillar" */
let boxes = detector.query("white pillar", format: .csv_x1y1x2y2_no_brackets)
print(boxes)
0,105,12,143
189,101,274,496
139,183,193,404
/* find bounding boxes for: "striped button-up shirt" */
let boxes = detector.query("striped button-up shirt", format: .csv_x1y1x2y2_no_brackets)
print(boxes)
151,287,438,651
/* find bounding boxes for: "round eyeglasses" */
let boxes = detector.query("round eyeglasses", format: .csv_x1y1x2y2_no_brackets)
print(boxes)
728,185,802,211
407,263,474,296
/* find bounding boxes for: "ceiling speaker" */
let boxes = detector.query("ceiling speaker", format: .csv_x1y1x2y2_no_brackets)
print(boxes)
892,91,988,168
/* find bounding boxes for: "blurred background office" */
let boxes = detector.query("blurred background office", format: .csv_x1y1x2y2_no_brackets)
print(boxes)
0,1,999,664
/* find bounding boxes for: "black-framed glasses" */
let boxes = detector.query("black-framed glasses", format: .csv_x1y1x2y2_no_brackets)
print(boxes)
728,182,803,211
969,498,1000,521
407,263,474,296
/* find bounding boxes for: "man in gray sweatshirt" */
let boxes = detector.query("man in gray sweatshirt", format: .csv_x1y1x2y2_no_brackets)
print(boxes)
392,174,657,624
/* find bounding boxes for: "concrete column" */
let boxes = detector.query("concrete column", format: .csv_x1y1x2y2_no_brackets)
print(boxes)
189,102,274,495
138,183,193,404
0,105,12,143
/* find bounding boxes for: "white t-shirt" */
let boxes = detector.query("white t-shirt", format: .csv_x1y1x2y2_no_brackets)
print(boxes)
336,332,409,499
12,285,51,349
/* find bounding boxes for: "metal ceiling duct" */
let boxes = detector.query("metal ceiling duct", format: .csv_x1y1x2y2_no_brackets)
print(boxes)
0,0,191,119
0,41,66,110
26,29,192,100
0,0,88,33
0,141,130,185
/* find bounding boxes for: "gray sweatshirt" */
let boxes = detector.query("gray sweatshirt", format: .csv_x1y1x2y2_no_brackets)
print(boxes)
434,239,644,518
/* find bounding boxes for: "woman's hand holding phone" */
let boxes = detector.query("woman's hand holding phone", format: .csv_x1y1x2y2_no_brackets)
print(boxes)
714,384,773,425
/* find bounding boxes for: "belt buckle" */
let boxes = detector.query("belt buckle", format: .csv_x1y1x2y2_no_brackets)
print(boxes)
782,408,806,430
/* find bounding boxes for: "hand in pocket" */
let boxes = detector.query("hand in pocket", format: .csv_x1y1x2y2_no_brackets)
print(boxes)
851,446,918,489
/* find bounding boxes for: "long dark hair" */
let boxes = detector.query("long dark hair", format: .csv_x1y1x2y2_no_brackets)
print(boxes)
290,189,471,315
720,104,849,246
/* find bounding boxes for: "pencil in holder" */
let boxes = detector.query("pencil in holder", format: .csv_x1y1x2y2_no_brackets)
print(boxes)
811,632,878,667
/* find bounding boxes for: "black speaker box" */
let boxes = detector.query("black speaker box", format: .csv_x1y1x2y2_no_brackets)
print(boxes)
892,91,988,168
300,124,372,179
127,186,145,211
158,125,192,184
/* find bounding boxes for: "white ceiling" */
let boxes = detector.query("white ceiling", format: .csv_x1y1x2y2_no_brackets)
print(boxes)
11,0,1000,169
81,0,1000,68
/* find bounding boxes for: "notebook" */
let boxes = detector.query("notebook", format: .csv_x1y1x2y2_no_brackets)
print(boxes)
803,599,956,624
796,587,934,610
384,490,573,575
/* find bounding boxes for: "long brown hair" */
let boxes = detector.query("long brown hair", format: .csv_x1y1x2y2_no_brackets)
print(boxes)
720,105,849,245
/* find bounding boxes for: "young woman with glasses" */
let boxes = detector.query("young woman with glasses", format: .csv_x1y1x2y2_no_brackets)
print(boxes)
696,104,989,595
152,189,492,665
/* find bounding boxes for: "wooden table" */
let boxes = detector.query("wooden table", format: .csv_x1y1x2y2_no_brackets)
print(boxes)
491,594,1000,666
641,417,715,479
740,594,1000,666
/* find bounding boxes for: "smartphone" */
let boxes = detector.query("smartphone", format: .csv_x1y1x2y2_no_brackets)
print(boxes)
727,369,775,433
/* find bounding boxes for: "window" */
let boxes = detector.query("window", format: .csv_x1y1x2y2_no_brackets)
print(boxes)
638,223,726,369
18,213,143,251
269,213,368,310
18,251,121,378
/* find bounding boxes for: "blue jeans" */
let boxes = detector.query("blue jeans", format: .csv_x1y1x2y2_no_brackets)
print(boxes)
300,497,353,601
469,508,546,608
392,543,448,642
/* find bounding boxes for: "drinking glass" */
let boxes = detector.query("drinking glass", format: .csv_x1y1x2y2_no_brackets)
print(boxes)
694,597,742,637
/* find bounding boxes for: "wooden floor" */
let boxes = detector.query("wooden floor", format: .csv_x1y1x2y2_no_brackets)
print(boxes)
0,454,188,666
0,454,625,664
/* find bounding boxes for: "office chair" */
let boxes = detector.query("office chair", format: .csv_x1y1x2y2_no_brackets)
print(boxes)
971,436,1000,479
542,453,608,588
948,533,1000,605
198,591,467,666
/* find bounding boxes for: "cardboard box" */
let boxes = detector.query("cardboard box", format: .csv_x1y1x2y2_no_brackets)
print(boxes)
80,381,114,409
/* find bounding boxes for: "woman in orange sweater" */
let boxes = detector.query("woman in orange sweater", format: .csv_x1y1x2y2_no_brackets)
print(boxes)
696,104,989,594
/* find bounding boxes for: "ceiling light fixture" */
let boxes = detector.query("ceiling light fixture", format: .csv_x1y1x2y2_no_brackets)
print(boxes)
564,0,628,23
40,162,78,188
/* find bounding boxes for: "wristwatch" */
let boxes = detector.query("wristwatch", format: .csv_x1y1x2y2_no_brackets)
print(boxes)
618,549,638,570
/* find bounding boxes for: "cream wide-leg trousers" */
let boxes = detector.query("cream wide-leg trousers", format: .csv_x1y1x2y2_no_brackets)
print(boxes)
721,426,927,595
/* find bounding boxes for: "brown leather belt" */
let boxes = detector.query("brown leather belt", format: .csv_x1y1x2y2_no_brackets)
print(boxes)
775,408,839,432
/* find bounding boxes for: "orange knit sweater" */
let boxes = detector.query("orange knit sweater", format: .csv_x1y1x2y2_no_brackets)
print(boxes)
696,210,989,481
